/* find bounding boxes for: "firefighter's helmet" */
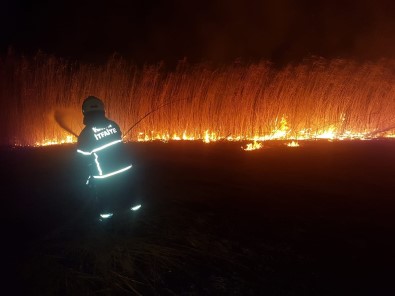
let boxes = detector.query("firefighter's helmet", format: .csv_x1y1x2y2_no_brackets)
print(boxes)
82,96,105,114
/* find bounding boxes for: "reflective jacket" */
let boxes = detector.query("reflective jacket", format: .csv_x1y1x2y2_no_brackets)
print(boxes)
77,115,132,181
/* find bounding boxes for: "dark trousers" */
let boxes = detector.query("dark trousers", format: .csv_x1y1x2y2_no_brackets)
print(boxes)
91,170,138,215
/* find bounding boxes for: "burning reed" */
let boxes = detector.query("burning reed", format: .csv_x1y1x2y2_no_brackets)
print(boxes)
1,52,395,146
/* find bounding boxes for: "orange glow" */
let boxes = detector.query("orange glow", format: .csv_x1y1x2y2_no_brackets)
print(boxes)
287,141,300,147
242,141,263,151
34,135,75,147
2,54,395,147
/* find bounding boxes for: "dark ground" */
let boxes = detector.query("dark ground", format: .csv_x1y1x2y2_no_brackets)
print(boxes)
2,140,395,295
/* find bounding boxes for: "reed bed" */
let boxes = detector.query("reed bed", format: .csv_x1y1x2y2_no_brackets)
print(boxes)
1,53,395,146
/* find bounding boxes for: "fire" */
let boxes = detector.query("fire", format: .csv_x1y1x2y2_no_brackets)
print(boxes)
32,121,394,147
137,131,200,142
28,113,394,147
34,135,75,147
242,140,263,151
315,126,336,140
203,130,218,143
2,54,395,147
287,141,300,147
271,116,289,139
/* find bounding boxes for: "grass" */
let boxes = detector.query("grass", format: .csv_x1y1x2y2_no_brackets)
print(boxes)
4,140,395,295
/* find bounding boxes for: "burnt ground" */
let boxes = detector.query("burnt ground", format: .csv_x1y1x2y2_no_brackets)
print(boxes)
2,140,395,295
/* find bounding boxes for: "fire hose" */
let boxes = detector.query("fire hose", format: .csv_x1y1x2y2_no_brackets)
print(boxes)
54,98,187,139
122,98,187,139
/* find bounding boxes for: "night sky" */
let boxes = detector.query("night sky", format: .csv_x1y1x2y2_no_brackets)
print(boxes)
1,0,395,65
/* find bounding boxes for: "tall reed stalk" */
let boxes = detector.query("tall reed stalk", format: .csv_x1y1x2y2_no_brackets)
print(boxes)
1,53,394,146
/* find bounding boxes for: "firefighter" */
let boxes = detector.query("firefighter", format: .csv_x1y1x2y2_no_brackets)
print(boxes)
77,96,141,221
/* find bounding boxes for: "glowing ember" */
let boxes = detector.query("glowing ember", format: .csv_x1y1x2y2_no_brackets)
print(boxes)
137,131,197,142
30,124,395,147
243,141,263,151
315,126,336,140
34,135,75,147
287,141,300,147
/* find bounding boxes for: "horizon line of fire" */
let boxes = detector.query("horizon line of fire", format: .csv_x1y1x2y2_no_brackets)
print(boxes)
28,127,395,150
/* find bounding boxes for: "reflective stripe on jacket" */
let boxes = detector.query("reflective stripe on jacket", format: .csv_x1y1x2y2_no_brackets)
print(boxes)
77,119,132,179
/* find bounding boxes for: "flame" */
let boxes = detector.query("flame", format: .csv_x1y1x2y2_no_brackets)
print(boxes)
4,55,395,147
34,135,75,147
137,131,198,142
31,121,395,147
242,140,263,151
287,141,300,147
315,125,336,140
